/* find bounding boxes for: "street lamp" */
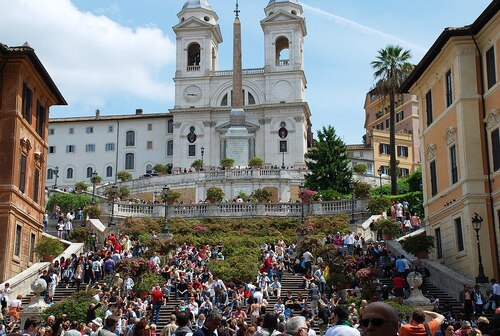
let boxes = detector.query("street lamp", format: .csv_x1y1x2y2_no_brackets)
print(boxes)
162,186,170,234
472,213,488,283
108,184,119,227
349,180,356,224
300,182,305,225
201,146,205,171
281,150,285,169
91,170,98,204
53,166,59,190
377,167,383,195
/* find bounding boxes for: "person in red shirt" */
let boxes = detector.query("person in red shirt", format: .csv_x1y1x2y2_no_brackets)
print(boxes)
399,309,444,336
392,274,405,303
150,285,163,325
107,234,117,246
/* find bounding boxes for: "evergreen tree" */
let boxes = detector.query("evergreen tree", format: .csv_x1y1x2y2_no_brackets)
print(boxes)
304,125,352,193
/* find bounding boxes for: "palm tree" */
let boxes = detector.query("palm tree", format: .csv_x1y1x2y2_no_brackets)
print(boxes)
371,45,413,195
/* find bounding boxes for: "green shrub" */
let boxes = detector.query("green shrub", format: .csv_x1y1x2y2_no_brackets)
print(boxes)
221,158,235,169
117,171,132,182
401,234,435,255
367,196,392,214
352,164,368,174
374,218,401,236
46,193,92,214
90,175,102,185
42,290,100,322
119,217,163,240
136,271,164,293
313,189,350,201
74,181,89,192
206,187,224,203
251,189,272,202
83,204,101,219
249,157,264,168
35,236,65,258
354,181,371,198
153,164,169,175
191,160,203,171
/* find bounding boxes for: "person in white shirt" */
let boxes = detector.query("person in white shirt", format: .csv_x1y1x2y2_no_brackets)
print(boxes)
123,274,135,296
271,276,282,298
325,306,360,336
253,287,264,304
344,232,355,255
302,251,313,274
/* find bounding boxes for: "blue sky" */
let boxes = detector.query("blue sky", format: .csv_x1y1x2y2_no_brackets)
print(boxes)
0,0,492,144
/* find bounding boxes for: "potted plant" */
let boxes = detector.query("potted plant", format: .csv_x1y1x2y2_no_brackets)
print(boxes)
221,158,235,169
191,160,203,172
83,204,101,219
367,196,392,214
354,181,371,198
401,234,435,259
69,227,92,243
206,187,224,203
374,218,401,240
136,271,164,298
353,164,368,175
35,236,65,262
90,175,102,185
161,190,181,205
251,189,272,203
249,157,264,168
74,181,88,193
117,171,133,182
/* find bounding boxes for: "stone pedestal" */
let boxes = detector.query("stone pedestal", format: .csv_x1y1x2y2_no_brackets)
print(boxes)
403,271,433,310
225,109,253,167
21,278,49,327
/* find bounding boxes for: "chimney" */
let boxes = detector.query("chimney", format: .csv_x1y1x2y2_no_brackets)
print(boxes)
135,109,143,115
95,109,100,118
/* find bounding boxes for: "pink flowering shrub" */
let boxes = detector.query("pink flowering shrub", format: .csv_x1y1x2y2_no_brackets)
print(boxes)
298,189,317,203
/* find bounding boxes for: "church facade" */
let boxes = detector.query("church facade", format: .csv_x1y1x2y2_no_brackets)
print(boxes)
47,0,312,186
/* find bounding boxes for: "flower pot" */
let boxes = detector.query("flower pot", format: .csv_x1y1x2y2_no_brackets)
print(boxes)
43,255,55,262
383,233,393,241
414,250,428,259
139,291,149,299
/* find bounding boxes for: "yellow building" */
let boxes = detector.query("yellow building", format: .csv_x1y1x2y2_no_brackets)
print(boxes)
400,1,499,280
0,43,66,281
364,90,420,177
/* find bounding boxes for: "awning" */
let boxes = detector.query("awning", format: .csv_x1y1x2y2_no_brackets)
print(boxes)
89,219,106,233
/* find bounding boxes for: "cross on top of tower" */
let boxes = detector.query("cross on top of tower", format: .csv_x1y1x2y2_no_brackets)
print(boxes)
235,0,240,18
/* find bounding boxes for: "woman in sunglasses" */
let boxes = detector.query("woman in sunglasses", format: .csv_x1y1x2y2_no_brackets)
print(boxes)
359,302,399,336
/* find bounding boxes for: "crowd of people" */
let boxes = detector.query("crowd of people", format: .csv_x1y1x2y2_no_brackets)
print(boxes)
2,230,500,336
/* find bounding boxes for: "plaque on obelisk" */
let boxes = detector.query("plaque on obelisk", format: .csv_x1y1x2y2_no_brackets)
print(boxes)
224,1,252,167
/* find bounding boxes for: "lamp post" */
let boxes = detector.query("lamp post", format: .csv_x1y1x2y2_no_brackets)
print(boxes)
162,186,170,234
300,182,305,225
472,213,488,283
108,184,119,227
349,180,356,224
201,146,205,171
53,166,59,190
377,167,383,195
281,151,285,169
91,170,98,204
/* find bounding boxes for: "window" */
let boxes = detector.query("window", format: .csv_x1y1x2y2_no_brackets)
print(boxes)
167,120,174,133
49,146,56,154
36,101,46,137
33,168,40,203
147,141,153,150
106,166,113,178
187,43,201,67
105,143,115,152
126,131,135,146
66,145,75,153
430,160,438,197
450,145,458,184
47,168,54,180
367,163,373,174
22,82,33,124
19,154,27,193
455,217,464,252
67,167,73,179
396,111,404,122
14,225,21,257
425,90,433,126
86,127,94,134
275,36,290,66
148,124,153,131
167,140,173,156
86,167,94,178
248,92,256,105
486,46,497,89
435,228,443,259
380,165,389,175
379,143,390,155
445,70,453,107
48,128,54,135
108,125,114,133
188,145,196,157
279,141,288,153
125,153,135,170
85,144,95,152
69,127,74,134
146,164,153,173
385,119,390,128
400,168,410,177
29,233,36,263
397,146,408,157
492,128,500,171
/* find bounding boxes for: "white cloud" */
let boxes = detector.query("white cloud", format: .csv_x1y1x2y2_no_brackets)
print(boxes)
0,0,175,108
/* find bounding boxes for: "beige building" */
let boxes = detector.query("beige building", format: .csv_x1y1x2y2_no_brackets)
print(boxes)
400,1,499,280
364,91,420,177
0,43,66,281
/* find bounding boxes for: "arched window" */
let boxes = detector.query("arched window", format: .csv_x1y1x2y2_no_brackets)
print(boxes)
146,164,153,174
106,166,113,177
67,168,73,179
275,37,290,66
125,153,135,170
47,168,53,180
221,93,228,106
167,140,174,156
167,119,174,133
248,92,256,105
188,43,201,66
86,167,93,178
126,131,135,146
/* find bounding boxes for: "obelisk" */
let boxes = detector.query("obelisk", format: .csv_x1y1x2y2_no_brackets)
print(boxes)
224,0,252,167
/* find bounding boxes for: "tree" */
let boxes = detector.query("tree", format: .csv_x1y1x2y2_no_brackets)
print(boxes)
371,45,413,195
206,187,224,203
153,164,168,175
191,160,203,171
304,125,352,193
221,158,235,169
117,171,132,182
